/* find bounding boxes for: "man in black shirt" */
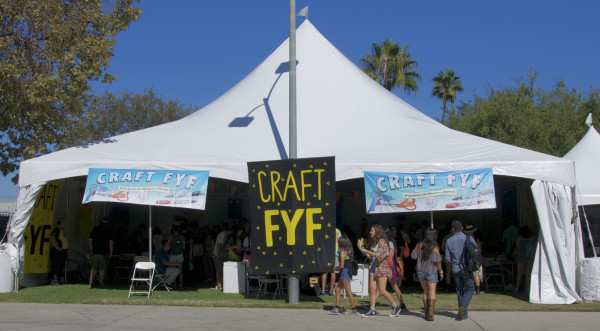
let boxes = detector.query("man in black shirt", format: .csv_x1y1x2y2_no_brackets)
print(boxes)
88,217,114,288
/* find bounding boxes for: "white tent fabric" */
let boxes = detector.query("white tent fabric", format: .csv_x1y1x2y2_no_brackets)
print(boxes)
564,126,600,205
6,20,580,301
17,21,575,188
563,122,600,302
530,181,581,304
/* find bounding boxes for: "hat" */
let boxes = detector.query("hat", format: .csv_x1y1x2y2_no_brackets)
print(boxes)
464,224,477,234
101,217,109,224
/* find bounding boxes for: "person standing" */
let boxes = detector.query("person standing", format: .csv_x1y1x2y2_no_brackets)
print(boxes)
211,222,230,290
321,228,341,295
386,227,407,315
514,226,536,293
444,220,477,321
168,225,185,288
49,217,68,286
502,220,519,259
329,235,358,315
88,217,114,288
411,228,443,321
225,225,244,261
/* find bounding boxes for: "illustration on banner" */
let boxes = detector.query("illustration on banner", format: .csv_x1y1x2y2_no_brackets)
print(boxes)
364,169,496,214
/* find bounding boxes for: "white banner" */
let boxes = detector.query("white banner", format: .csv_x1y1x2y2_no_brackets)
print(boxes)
82,168,209,210
364,168,496,213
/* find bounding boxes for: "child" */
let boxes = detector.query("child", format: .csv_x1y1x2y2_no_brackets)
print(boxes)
330,235,358,315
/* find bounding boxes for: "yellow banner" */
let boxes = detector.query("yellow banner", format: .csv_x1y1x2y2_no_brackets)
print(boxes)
24,181,60,274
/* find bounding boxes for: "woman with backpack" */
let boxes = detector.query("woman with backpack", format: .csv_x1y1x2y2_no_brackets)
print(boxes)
329,235,358,315
411,228,443,321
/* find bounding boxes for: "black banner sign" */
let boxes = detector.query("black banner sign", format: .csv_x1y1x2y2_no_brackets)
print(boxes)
247,156,336,275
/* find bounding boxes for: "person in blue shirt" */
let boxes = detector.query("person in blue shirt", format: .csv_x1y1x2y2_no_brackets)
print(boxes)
155,240,181,286
444,220,477,321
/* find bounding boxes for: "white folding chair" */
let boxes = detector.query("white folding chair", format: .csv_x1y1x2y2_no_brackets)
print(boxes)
128,262,155,298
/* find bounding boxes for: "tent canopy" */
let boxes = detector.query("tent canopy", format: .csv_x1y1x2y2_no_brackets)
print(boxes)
10,21,581,304
18,20,575,188
564,125,600,205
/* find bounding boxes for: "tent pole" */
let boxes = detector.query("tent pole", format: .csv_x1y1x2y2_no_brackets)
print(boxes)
287,0,300,305
148,206,152,262
65,178,70,284
430,210,434,229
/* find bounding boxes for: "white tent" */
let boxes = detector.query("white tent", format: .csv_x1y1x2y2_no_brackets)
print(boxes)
564,124,600,206
563,119,600,302
7,20,581,303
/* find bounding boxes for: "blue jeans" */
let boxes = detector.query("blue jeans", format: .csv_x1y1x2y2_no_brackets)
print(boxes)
417,270,439,283
453,271,475,317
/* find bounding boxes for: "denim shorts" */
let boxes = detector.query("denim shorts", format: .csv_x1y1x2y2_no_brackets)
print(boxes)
339,267,352,281
369,261,376,275
417,270,439,283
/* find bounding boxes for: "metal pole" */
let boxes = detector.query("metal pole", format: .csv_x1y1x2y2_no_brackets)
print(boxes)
289,1,297,159
430,210,434,229
288,0,300,305
148,206,152,262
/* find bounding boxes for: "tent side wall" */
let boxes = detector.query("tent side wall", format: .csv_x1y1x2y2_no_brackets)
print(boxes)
530,180,581,304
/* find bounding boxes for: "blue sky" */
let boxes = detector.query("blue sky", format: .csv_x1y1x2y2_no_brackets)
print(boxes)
2,0,599,201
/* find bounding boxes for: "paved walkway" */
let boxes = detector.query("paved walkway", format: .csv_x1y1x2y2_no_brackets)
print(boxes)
1,303,600,331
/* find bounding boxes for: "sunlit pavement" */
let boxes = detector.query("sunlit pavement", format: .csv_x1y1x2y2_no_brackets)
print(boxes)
1,303,599,331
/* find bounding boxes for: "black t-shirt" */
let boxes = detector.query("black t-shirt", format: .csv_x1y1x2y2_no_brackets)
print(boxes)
89,224,114,255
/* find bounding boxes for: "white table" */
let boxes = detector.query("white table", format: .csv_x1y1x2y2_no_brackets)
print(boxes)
223,261,246,293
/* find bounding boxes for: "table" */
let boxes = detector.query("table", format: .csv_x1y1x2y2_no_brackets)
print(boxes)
223,261,247,293
349,263,369,297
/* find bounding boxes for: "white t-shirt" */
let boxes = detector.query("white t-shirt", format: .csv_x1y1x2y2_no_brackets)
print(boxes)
213,230,229,258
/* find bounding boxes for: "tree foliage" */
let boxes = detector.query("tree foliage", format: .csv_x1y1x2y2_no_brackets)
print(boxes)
0,0,141,180
431,68,464,124
58,89,197,149
446,70,600,157
360,39,421,94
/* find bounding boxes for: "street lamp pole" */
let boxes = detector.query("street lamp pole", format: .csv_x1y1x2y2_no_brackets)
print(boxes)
287,0,299,305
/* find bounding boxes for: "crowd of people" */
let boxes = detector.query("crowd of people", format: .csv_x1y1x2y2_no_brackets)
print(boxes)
47,212,537,320
328,219,537,321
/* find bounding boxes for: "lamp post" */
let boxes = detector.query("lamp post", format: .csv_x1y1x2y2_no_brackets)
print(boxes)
287,0,299,305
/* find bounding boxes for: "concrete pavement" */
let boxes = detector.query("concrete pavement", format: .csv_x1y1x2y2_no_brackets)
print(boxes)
1,302,600,331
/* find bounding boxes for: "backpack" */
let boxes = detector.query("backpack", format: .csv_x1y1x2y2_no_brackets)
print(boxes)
170,235,183,255
460,234,483,273
347,259,359,276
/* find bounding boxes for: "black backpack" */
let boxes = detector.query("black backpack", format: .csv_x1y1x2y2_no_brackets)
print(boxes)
347,259,358,276
460,234,483,273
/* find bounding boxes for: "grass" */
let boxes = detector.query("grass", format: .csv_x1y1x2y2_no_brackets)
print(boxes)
1,282,599,312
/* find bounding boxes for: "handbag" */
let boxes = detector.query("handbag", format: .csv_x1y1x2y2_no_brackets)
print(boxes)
395,256,405,279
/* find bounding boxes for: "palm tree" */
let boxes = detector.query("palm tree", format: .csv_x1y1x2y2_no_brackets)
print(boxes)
431,69,464,124
360,39,421,94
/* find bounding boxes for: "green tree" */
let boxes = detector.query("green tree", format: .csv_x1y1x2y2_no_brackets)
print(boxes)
360,39,421,94
446,70,600,156
58,89,197,148
431,68,464,124
0,0,141,181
